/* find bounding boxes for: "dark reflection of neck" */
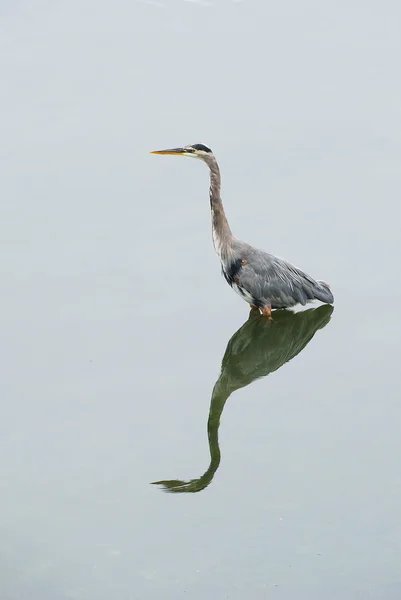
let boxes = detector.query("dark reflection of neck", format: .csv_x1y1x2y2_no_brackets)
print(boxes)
152,304,334,494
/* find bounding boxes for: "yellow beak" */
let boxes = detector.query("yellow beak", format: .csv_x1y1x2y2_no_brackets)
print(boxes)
150,148,186,156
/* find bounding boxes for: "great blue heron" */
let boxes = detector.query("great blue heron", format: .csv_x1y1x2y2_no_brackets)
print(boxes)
151,143,334,318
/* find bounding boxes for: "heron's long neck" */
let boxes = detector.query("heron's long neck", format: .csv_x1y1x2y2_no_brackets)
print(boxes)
208,158,233,259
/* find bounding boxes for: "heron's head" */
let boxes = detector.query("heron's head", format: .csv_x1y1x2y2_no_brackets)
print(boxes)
150,143,213,161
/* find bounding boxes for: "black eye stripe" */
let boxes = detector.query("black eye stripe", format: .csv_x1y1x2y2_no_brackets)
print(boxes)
191,143,212,153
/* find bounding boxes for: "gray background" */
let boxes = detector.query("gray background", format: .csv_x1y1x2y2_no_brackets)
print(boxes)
1,0,401,598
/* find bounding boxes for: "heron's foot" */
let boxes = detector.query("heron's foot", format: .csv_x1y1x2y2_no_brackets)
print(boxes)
250,304,259,311
261,305,273,320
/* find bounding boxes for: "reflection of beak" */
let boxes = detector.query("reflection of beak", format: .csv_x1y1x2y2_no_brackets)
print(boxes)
150,148,186,156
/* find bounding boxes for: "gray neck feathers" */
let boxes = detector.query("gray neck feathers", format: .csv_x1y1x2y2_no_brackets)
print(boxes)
206,156,233,261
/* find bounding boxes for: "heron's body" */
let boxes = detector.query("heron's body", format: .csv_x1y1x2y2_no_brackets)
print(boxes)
221,241,334,312
151,143,334,317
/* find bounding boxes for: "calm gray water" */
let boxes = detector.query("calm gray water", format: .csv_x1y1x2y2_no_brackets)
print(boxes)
1,1,401,598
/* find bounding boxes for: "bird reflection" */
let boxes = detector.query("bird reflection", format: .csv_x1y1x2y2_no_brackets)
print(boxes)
152,305,333,493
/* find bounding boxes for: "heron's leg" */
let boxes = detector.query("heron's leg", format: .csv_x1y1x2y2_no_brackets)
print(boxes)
250,304,259,310
261,305,272,319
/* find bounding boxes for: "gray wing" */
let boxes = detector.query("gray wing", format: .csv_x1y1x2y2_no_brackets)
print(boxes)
236,242,334,308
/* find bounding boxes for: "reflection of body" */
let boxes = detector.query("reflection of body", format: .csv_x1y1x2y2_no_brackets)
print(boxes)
152,305,333,493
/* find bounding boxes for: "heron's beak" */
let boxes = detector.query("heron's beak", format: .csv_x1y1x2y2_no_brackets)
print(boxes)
150,147,186,156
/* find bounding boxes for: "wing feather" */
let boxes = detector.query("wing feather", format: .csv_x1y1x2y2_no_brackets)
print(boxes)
232,242,333,308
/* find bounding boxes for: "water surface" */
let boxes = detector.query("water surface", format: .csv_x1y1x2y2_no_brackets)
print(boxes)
1,1,401,599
